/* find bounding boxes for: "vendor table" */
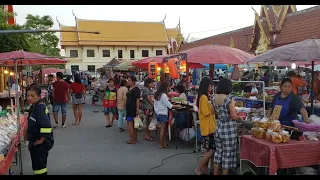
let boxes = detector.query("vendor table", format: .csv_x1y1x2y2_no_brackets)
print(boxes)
0,115,28,175
240,135,320,175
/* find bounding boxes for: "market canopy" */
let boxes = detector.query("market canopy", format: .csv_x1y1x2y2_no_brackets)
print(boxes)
33,68,64,76
179,44,254,64
0,50,67,65
113,60,136,71
132,55,205,69
248,39,320,63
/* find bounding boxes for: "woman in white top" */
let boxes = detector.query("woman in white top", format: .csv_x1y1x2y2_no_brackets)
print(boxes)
154,82,181,149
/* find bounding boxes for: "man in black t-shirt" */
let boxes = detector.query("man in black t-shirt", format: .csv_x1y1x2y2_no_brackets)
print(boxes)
126,76,141,144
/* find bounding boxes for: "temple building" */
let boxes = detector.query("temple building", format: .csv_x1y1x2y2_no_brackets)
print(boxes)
179,5,320,56
60,15,183,72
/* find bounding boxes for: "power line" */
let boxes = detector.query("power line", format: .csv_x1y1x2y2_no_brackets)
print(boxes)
181,22,254,35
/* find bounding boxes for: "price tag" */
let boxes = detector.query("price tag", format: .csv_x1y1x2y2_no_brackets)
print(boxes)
270,105,282,120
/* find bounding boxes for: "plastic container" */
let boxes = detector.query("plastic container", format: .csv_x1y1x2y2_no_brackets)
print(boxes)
293,120,320,132
0,110,7,117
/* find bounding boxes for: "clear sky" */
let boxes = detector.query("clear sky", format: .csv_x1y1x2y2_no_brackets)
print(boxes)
13,5,316,54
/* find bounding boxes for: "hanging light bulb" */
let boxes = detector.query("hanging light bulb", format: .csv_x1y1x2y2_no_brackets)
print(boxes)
291,63,296,70
9,72,14,76
4,69,9,74
285,67,288,70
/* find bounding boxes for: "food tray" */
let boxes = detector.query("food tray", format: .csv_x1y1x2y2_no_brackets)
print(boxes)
293,120,320,132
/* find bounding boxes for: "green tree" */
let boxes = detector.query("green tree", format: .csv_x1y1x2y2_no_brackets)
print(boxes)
0,7,31,53
23,14,64,70
23,14,61,57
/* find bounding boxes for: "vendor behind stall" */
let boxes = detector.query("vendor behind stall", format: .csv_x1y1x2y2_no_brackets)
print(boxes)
267,78,312,126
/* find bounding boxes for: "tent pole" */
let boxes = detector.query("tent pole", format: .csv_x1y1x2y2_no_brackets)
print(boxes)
310,61,315,114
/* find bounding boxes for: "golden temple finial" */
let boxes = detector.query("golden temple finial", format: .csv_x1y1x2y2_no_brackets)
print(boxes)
72,9,77,20
162,13,166,22
230,37,235,48
251,6,259,15
56,16,61,27
177,16,181,32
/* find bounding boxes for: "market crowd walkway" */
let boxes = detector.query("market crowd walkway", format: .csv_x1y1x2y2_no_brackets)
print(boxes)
14,95,197,175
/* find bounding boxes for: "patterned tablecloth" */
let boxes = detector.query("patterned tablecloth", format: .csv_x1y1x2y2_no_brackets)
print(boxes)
0,115,28,175
240,135,320,175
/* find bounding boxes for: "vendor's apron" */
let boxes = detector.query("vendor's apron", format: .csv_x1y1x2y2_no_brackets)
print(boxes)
274,94,295,127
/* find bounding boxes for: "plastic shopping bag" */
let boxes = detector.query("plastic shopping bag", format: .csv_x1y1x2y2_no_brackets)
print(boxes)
148,118,158,131
134,117,141,129
251,87,258,94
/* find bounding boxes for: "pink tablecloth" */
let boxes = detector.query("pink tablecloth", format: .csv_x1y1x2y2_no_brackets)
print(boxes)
240,135,320,175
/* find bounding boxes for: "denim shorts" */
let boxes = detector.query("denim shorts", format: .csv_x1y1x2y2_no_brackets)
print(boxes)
126,116,135,122
157,114,168,123
53,103,67,115
104,107,117,115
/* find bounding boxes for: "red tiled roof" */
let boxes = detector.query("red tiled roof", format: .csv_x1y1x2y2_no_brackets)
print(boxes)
179,26,253,52
275,6,320,45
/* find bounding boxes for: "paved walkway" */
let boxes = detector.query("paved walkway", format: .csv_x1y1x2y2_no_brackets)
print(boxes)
13,96,197,175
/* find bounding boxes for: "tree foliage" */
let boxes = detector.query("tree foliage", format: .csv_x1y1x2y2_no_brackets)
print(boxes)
0,7,31,53
23,14,61,57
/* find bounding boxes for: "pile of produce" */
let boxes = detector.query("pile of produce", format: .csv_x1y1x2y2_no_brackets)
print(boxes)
0,113,18,162
251,117,290,144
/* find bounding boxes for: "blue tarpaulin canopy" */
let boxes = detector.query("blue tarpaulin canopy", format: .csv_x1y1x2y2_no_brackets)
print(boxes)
202,64,228,70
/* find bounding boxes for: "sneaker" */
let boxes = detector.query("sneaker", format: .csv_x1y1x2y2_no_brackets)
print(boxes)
53,124,58,128
61,124,67,128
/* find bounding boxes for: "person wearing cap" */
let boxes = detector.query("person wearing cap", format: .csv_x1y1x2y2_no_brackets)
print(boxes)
142,78,156,141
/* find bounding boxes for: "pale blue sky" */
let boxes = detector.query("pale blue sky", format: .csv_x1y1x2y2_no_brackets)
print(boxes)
13,5,316,54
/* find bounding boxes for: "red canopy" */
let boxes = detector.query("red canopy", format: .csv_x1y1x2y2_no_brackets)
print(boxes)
0,50,67,65
179,44,255,64
33,68,64,76
132,55,205,69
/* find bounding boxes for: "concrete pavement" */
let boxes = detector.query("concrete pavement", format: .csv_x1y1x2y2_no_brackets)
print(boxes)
13,96,198,175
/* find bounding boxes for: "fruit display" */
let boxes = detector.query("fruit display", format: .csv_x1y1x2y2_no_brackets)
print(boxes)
271,132,283,144
270,120,281,132
251,116,293,143
259,117,271,130
0,113,18,162
280,130,291,143
266,129,273,141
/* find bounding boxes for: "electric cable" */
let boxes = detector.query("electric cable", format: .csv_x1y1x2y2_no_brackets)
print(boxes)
146,151,195,175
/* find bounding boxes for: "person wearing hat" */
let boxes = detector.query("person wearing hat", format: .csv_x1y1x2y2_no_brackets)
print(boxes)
142,78,156,141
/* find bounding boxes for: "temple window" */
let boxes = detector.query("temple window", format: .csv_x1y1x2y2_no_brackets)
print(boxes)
87,49,95,57
142,50,149,57
87,65,95,72
70,50,78,58
102,50,110,57
130,50,135,59
71,65,79,72
156,50,162,56
118,50,123,59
